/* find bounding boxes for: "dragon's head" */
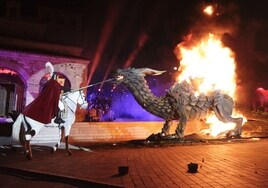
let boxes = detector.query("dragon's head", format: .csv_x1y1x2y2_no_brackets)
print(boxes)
114,67,166,84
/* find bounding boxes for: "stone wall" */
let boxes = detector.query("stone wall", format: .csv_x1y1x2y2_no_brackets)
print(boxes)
31,121,202,145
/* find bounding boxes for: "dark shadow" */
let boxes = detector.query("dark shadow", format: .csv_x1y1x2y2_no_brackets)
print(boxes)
0,166,123,188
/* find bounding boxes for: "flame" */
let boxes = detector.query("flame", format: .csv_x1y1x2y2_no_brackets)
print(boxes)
116,75,124,80
203,5,214,16
177,34,236,96
175,33,246,137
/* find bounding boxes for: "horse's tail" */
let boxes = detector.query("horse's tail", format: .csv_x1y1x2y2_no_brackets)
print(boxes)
45,61,54,77
10,114,23,143
23,115,31,132
19,120,26,144
22,115,36,140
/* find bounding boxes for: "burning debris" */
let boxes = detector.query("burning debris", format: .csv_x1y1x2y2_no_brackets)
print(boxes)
203,5,214,16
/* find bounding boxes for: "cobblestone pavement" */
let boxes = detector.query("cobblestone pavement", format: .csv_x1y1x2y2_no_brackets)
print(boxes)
0,138,268,188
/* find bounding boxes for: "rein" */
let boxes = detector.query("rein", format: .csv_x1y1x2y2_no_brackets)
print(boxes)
61,90,87,114
59,78,114,112
61,78,116,96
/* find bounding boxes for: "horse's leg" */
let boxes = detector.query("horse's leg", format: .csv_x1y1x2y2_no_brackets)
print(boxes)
65,136,72,155
22,131,35,158
51,126,64,154
61,126,72,155
51,140,60,154
19,122,28,157
25,140,32,160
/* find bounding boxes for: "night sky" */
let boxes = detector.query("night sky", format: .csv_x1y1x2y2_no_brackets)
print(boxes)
63,0,268,84
2,0,268,85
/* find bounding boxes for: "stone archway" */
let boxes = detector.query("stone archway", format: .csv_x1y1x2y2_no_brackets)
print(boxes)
0,68,26,115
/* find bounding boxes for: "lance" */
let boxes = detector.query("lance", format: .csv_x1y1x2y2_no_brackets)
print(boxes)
61,78,116,95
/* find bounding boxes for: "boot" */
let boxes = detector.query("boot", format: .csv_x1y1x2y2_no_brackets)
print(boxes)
54,111,65,124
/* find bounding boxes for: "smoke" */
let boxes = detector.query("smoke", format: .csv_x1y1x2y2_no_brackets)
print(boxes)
174,1,241,61
110,81,169,121
183,1,241,43
173,1,257,112
110,93,161,121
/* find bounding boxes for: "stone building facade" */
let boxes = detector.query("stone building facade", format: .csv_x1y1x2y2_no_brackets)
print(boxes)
0,49,88,115
0,0,90,120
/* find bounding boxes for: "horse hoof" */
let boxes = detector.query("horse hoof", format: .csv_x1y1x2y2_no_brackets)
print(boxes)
50,148,55,154
25,151,32,160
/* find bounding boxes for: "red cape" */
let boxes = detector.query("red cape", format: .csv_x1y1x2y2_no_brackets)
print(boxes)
22,79,62,124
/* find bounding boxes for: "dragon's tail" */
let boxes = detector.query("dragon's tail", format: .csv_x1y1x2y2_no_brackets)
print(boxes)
45,62,54,77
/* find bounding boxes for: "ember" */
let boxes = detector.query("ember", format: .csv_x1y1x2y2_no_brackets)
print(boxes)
203,5,214,16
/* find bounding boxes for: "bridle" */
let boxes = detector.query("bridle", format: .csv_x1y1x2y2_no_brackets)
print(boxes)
61,90,87,114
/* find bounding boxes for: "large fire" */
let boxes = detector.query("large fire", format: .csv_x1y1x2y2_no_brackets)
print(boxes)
175,33,246,137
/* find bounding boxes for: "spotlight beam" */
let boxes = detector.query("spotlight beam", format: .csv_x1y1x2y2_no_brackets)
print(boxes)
123,32,148,68
86,2,122,85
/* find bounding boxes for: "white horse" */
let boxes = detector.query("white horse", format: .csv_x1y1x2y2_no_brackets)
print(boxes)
0,90,88,160
50,90,88,155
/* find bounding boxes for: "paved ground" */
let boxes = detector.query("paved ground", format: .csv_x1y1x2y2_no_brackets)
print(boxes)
1,112,268,188
0,137,268,188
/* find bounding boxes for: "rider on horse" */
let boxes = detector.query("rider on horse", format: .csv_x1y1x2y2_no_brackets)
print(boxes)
22,62,67,125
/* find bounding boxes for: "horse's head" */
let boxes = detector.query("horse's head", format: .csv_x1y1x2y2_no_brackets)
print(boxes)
61,90,88,110
77,90,88,109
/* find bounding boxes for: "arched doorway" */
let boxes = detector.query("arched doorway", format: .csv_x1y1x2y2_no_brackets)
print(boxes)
0,68,26,116
39,72,71,93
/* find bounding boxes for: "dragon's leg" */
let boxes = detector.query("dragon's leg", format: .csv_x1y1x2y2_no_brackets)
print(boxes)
213,105,243,138
161,121,171,136
175,117,187,138
175,108,188,138
224,117,243,138
233,117,243,136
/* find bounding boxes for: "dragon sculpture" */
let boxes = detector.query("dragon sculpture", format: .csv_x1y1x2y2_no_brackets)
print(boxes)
114,67,243,140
